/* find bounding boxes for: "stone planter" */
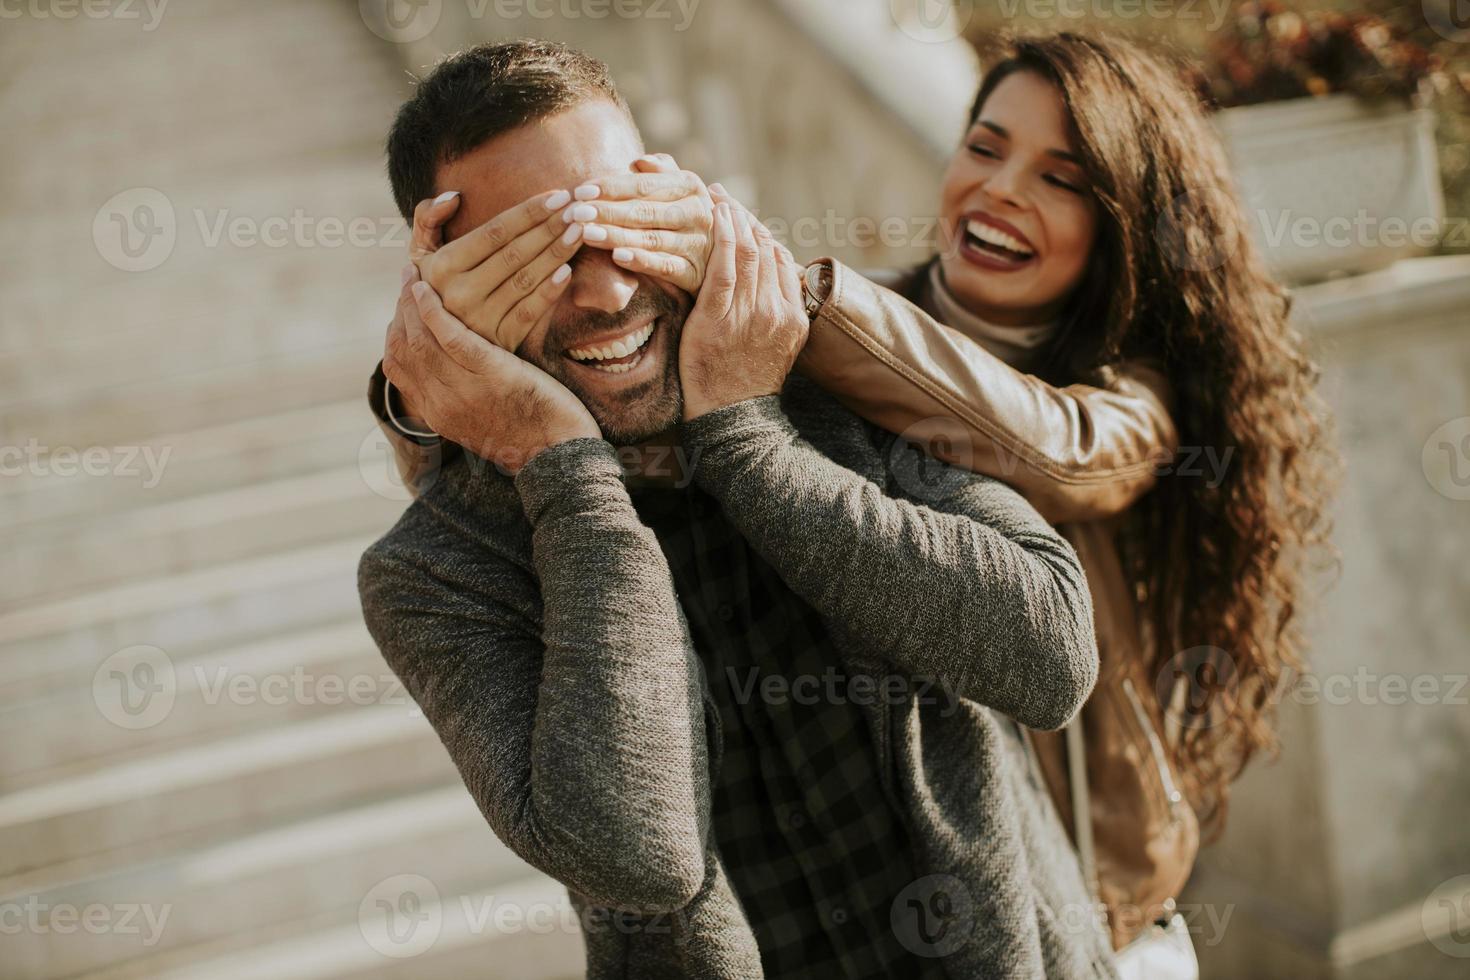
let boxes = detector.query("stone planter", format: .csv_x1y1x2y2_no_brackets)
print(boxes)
1214,93,1445,284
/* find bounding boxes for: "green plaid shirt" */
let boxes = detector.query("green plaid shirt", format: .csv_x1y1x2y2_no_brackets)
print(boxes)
635,482,950,980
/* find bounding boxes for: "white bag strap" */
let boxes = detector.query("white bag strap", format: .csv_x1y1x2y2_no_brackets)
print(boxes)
1066,719,1100,900
1015,717,1098,900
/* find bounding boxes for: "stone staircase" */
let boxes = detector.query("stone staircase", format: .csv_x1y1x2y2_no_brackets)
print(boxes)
0,1,983,976
0,1,581,976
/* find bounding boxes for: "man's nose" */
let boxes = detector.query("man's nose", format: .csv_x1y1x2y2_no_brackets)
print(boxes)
568,248,639,314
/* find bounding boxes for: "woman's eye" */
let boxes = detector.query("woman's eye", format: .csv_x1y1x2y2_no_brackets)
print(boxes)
1044,174,1084,195
968,144,1000,160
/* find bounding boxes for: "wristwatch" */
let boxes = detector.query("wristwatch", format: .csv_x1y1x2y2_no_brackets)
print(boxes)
802,260,834,320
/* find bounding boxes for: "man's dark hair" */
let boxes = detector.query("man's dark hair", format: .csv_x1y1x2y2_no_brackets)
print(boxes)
387,40,631,222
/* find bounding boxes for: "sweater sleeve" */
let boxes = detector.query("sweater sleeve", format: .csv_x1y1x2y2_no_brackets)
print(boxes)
682,397,1098,731
358,438,711,912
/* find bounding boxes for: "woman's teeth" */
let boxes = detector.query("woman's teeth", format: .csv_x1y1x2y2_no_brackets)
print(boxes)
567,322,655,370
966,220,1034,259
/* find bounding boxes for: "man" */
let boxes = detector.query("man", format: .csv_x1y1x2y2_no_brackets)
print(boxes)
359,40,1114,979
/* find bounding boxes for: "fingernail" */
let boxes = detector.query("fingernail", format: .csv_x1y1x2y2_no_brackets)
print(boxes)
574,184,601,201
582,224,608,243
401,263,415,285
434,190,460,205
613,248,634,263
709,183,726,196
561,222,584,246
552,264,572,284
562,204,599,224
411,280,429,299
545,189,571,210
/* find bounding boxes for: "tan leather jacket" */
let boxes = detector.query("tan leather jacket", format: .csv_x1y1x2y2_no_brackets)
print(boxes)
369,257,1199,949
799,259,1199,950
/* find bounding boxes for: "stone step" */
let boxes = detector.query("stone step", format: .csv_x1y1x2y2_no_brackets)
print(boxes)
0,786,555,979
0,0,402,240
72,874,584,980
0,537,370,704
1,333,383,452
3,154,397,354
0,400,379,533
1,290,381,406
0,705,455,883
0,620,387,794
0,464,404,608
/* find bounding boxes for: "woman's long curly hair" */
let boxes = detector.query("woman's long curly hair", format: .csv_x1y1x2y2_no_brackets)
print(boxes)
968,33,1340,837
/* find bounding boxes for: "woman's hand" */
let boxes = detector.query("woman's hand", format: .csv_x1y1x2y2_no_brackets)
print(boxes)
679,196,808,421
570,154,715,296
408,189,584,353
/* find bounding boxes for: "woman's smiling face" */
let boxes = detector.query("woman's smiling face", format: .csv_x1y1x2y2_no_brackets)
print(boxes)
938,70,1100,326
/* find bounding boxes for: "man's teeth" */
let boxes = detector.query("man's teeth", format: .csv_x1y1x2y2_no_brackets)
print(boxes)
967,220,1034,258
567,323,655,362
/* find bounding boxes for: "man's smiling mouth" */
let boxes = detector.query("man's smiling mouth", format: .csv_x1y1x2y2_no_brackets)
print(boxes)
565,320,657,375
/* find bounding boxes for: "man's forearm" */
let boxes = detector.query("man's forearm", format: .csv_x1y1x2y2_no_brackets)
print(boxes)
682,395,1098,731
363,437,712,912
514,437,713,908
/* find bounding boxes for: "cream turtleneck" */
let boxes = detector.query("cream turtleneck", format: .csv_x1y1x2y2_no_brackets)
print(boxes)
923,262,1058,368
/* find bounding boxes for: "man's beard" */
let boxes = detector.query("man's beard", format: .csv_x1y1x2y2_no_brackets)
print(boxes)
530,284,688,446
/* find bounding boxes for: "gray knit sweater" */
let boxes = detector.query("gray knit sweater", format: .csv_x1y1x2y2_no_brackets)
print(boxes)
358,375,1118,978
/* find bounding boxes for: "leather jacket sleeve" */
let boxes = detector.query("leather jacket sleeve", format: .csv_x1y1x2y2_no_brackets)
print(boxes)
794,259,1179,525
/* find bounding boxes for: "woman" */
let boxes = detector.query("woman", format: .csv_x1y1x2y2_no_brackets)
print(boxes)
582,31,1338,955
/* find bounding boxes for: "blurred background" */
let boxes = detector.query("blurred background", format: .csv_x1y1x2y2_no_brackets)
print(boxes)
1,0,1467,977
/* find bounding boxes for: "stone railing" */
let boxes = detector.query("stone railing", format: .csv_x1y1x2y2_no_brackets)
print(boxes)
1180,253,1470,980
